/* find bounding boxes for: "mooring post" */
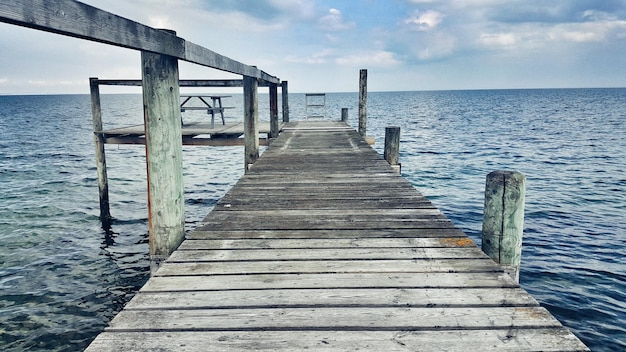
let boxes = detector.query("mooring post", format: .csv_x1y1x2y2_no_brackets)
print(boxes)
244,75,259,172
141,47,185,273
269,82,279,140
281,80,289,122
384,126,401,174
358,69,367,137
482,170,526,283
341,108,349,123
89,77,112,228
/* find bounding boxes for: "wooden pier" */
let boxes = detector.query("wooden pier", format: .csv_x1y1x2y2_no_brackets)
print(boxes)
0,3,587,350
86,121,588,351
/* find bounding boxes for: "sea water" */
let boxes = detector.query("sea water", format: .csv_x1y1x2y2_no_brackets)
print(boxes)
0,89,624,351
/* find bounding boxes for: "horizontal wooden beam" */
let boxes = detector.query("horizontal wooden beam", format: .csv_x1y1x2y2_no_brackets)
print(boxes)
0,0,279,83
96,79,276,88
103,136,268,147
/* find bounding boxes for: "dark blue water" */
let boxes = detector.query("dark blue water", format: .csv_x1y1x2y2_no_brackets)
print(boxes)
0,89,624,351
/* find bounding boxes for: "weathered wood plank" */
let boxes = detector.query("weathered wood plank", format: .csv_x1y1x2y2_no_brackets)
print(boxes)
140,272,519,292
105,306,562,331
177,237,477,250
95,78,282,88
154,259,501,276
196,219,457,230
124,287,539,310
98,79,248,87
217,182,416,192
218,192,432,201
186,228,468,240
213,198,438,210
86,329,590,352
220,184,422,195
165,247,490,262
208,208,444,217
234,175,413,183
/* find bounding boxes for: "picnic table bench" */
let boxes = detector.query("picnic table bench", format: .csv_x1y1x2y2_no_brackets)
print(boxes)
180,95,234,128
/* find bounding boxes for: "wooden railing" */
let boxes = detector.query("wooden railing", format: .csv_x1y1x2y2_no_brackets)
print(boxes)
0,0,284,270
0,0,278,83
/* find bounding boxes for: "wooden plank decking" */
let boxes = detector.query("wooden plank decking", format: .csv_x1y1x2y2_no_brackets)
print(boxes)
99,121,276,146
86,121,588,351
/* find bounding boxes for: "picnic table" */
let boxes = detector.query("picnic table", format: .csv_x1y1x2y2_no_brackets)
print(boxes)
180,95,233,128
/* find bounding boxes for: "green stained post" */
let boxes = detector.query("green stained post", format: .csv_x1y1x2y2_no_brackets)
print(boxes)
482,170,526,283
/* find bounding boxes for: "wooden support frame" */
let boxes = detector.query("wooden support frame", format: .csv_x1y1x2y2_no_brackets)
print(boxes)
3,1,285,269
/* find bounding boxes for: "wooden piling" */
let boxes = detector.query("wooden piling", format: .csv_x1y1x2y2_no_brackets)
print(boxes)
341,108,348,123
244,76,259,171
141,48,185,272
269,83,279,139
384,126,401,174
358,69,367,136
482,170,526,282
89,78,112,228
281,81,289,122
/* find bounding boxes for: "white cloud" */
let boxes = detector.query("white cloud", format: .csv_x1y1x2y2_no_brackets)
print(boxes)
335,51,400,67
285,49,336,64
269,0,315,19
27,80,47,86
480,32,516,47
552,20,626,43
560,30,602,43
404,10,444,31
476,18,626,53
414,33,457,59
148,16,174,29
319,8,355,31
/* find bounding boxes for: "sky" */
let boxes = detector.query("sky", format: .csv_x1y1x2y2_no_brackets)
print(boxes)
0,0,625,94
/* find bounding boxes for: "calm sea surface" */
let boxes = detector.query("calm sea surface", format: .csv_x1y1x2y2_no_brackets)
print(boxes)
0,89,624,351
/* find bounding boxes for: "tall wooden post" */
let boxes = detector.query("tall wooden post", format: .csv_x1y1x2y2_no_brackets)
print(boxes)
244,75,259,172
89,77,112,228
341,108,349,123
281,80,289,122
384,126,401,174
141,49,185,272
482,171,526,283
358,69,367,136
269,83,279,139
